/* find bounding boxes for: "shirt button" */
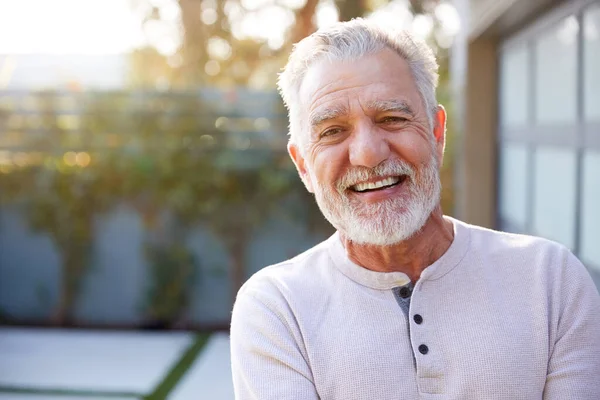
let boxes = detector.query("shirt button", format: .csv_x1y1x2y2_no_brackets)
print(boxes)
399,286,411,298
413,314,423,324
418,344,429,355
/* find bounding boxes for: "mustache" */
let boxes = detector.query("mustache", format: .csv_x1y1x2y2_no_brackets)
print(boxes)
336,159,415,192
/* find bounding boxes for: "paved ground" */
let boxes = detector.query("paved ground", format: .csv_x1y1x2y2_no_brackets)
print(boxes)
0,327,234,400
169,333,233,400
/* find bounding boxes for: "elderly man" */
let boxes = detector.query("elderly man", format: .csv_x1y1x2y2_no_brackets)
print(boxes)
230,19,600,399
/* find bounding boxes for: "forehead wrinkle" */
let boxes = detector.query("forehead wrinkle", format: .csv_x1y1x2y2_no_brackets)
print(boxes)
309,104,349,128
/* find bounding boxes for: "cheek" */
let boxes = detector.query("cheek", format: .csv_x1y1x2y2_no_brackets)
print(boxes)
310,144,348,185
390,132,434,167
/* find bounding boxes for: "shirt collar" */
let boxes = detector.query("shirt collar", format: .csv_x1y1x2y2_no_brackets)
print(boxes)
327,216,471,290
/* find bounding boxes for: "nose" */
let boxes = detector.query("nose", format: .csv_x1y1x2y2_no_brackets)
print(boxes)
348,122,391,168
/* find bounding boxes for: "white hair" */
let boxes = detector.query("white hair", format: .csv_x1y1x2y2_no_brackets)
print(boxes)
277,18,440,150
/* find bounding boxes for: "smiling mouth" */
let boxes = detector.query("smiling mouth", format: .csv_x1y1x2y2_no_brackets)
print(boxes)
349,175,408,193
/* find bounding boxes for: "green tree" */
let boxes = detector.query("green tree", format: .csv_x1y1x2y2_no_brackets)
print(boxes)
0,91,105,324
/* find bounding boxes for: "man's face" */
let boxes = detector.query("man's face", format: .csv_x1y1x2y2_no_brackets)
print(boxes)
288,49,446,246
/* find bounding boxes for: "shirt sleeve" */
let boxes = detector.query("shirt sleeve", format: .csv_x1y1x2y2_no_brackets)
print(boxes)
543,251,600,399
230,284,319,400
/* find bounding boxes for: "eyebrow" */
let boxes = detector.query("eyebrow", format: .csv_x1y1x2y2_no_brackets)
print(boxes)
309,105,349,128
309,99,415,129
366,99,415,117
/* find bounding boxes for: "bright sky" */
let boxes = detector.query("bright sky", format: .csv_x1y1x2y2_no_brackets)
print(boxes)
0,0,146,54
0,0,460,55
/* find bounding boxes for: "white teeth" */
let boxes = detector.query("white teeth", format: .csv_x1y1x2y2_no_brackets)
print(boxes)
353,177,400,192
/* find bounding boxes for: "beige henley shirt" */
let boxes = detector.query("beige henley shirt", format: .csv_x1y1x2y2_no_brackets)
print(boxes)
230,217,600,399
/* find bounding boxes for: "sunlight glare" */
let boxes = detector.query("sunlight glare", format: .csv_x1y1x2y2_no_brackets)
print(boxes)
202,9,218,25
0,0,145,54
237,6,295,49
367,0,413,31
143,20,181,56
241,0,271,11
411,14,434,39
279,0,308,10
316,0,339,29
435,2,461,36
205,60,221,76
76,152,91,167
157,0,181,22
63,152,77,167
207,37,233,60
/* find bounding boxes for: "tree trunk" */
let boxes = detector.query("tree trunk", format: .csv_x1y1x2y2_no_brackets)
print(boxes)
178,0,209,84
291,0,320,44
53,248,86,326
408,0,440,15
335,0,368,22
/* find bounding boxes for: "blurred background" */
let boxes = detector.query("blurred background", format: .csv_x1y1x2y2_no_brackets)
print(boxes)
0,0,598,398
0,0,461,331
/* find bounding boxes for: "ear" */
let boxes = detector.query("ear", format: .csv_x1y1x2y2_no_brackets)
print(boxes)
288,141,315,193
432,105,447,166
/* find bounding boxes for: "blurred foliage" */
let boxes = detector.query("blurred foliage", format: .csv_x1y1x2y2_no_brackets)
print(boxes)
0,0,459,327
143,243,198,326
0,90,328,326
128,0,457,211
128,0,456,213
130,0,451,90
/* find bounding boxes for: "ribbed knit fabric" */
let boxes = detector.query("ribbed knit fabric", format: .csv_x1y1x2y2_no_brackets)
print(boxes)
230,217,600,399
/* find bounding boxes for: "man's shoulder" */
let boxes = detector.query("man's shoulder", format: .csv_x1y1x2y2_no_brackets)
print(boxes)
237,234,337,301
456,217,577,269
461,219,567,252
450,218,597,300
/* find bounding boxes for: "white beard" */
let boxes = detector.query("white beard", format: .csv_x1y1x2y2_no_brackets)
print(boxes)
312,156,441,246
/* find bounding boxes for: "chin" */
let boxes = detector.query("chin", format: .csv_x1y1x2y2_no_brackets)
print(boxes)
323,200,435,246
314,163,442,247
342,212,430,246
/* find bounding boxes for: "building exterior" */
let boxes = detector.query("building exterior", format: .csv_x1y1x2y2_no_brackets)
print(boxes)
452,0,600,288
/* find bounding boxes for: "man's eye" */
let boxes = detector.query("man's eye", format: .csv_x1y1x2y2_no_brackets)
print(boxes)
321,127,342,137
380,116,407,123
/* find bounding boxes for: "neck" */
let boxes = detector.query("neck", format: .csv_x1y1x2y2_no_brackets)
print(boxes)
341,206,454,283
